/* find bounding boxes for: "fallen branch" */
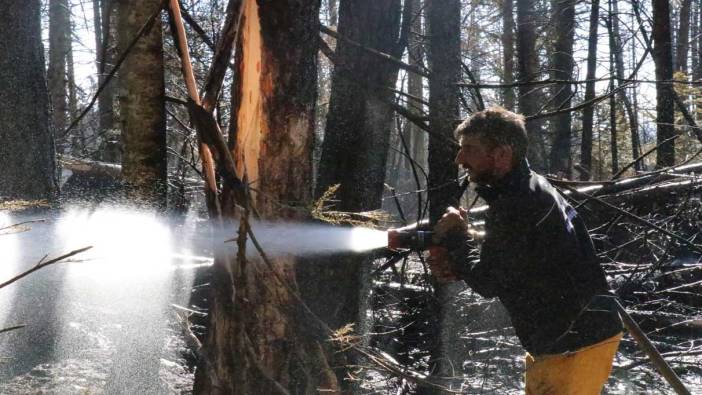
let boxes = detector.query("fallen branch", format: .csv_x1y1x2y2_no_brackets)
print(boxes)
0,246,92,290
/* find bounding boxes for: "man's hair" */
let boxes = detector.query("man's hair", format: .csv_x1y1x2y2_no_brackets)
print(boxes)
454,107,528,162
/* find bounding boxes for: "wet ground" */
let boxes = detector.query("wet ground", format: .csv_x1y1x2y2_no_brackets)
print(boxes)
0,205,209,394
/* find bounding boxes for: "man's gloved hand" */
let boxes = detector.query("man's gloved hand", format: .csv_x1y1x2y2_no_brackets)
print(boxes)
427,206,469,284
433,206,469,250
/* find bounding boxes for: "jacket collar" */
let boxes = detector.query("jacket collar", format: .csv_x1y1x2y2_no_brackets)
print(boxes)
475,159,532,202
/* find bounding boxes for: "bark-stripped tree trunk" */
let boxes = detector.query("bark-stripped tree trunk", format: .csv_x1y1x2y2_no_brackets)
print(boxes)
423,1,462,393
0,0,58,200
48,0,70,153
117,0,167,204
676,0,692,74
580,0,600,180
502,0,515,110
516,0,546,171
652,0,676,167
315,0,405,211
194,1,339,393
548,0,575,177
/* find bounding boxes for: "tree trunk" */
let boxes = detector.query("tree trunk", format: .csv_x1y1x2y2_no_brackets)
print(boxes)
423,1,462,392
676,0,692,74
502,0,515,110
95,0,119,162
315,0,405,212
408,0,427,191
692,1,698,78
0,0,58,200
610,0,641,170
548,0,575,177
48,0,70,153
580,0,600,180
117,0,167,204
652,0,676,167
194,1,340,393
427,0,460,223
695,0,702,81
608,1,619,175
516,0,546,171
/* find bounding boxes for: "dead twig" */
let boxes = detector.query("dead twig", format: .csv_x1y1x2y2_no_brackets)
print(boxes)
0,246,92,290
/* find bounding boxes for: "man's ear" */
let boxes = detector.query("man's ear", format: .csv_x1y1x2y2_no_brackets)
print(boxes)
493,145,514,171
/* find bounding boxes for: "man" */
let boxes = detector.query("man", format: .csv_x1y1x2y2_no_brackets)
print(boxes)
431,107,623,394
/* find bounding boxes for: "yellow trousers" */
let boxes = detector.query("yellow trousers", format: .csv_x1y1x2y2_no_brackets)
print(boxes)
524,333,623,395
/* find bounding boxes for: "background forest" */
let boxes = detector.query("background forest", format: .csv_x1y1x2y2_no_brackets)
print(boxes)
0,0,701,393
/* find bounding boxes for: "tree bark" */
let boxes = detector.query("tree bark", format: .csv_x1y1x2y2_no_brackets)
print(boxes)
315,0,405,212
607,0,619,175
502,0,515,110
117,0,167,204
95,0,119,162
194,1,340,394
427,0,460,223
0,0,58,200
609,0,641,171
548,0,575,177
423,1,462,393
408,0,426,185
48,0,70,153
580,0,600,180
516,0,546,171
652,0,676,167
676,0,692,74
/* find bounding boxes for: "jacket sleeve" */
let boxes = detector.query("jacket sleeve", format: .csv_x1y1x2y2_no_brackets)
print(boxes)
445,235,499,298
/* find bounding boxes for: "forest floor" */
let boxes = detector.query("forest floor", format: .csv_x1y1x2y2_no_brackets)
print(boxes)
363,257,702,394
0,200,700,394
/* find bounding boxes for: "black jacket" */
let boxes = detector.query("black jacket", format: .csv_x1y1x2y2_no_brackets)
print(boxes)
448,160,622,355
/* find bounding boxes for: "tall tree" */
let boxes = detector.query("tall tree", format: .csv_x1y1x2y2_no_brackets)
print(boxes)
676,0,692,74
608,0,619,174
516,0,546,170
117,0,167,204
48,0,71,152
609,0,641,170
548,0,576,177
652,0,676,167
314,2,410,389
94,0,119,161
427,0,460,223
425,0,462,391
502,0,515,110
0,0,58,200
695,0,702,81
193,0,339,393
408,0,427,181
580,0,600,180
315,0,406,212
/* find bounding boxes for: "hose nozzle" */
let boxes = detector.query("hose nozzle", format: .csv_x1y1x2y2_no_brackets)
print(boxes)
387,224,435,251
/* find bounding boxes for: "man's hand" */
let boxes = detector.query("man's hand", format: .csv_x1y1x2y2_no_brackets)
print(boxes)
428,247,459,284
433,206,469,247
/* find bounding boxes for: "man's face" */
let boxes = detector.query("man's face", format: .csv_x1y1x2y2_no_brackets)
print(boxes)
455,134,499,185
